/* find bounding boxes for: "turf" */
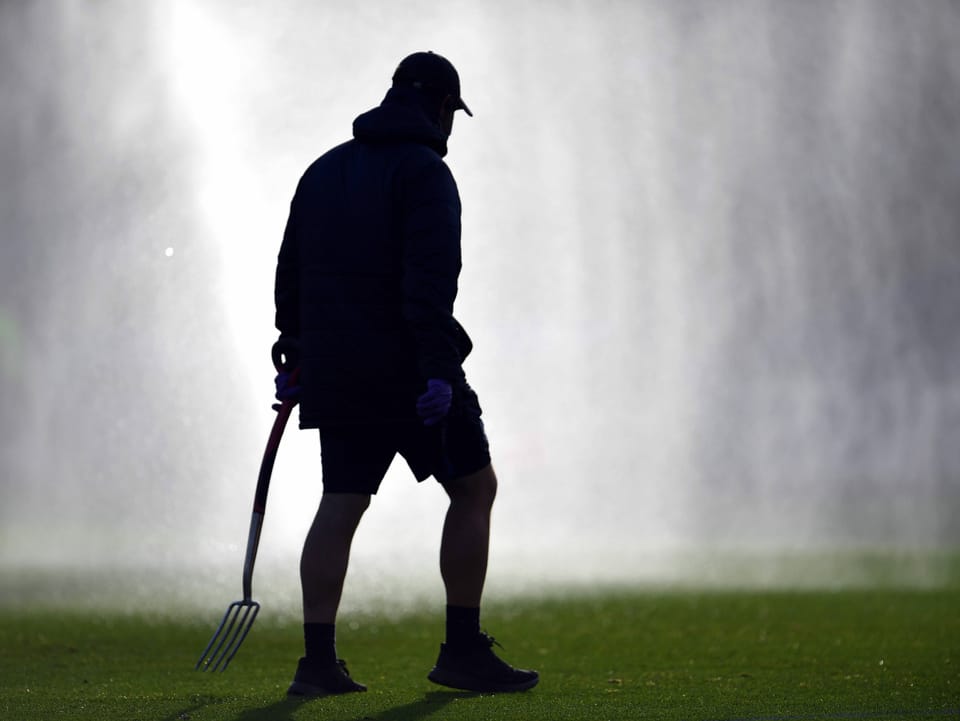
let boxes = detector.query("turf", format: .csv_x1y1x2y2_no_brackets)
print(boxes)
0,589,957,721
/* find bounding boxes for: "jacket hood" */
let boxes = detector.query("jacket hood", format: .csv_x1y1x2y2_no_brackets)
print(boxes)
353,86,449,157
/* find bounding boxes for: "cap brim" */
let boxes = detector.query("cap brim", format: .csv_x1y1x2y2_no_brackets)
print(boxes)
457,98,473,117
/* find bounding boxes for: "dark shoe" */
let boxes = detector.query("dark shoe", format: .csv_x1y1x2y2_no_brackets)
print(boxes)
287,657,367,696
427,633,539,692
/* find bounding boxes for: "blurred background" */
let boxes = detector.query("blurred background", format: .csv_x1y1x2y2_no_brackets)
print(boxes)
1,0,958,614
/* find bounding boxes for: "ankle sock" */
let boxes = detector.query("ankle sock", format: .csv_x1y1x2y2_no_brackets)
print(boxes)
446,605,481,648
304,622,337,664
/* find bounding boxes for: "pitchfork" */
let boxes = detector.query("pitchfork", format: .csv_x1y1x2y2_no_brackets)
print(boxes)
196,344,299,671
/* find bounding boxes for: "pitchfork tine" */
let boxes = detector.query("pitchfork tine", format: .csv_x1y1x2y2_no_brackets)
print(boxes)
204,605,241,671
196,605,231,670
212,604,248,671
197,607,233,670
214,603,260,671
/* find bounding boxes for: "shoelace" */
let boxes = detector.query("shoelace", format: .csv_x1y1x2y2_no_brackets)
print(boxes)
479,631,504,649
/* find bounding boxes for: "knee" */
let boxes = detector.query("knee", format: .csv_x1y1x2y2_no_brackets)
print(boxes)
446,464,497,509
318,492,371,525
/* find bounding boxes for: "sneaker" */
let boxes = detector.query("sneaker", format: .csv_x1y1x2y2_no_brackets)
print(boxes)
427,632,539,692
287,657,367,696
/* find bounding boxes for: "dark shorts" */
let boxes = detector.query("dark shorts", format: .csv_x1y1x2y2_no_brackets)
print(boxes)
318,383,491,494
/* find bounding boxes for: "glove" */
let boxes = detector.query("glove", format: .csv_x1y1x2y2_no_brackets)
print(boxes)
274,370,301,402
416,379,453,426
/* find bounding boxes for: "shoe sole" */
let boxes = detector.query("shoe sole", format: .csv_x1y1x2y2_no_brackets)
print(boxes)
287,680,367,696
427,667,539,693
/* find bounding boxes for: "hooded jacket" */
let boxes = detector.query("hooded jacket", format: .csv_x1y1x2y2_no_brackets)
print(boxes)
275,86,473,427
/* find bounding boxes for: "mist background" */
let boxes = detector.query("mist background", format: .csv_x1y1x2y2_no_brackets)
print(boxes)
1,0,958,613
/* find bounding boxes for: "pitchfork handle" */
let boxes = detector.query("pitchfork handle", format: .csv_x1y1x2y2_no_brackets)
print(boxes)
258,342,300,515
254,385,296,514
241,349,300,601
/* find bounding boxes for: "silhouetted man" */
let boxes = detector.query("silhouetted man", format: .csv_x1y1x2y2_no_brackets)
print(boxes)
273,51,539,696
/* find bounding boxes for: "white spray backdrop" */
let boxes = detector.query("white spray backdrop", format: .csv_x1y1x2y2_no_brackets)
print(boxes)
1,0,959,613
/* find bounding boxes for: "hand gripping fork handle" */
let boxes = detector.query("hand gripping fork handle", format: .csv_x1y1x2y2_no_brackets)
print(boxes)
196,346,299,671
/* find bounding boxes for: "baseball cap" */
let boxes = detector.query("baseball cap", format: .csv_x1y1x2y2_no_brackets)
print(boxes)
392,51,473,116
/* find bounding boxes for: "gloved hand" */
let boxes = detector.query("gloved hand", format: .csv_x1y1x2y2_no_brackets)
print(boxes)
416,378,453,426
274,370,301,402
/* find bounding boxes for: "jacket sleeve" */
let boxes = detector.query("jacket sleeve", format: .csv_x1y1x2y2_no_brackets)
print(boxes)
274,193,300,340
400,156,468,383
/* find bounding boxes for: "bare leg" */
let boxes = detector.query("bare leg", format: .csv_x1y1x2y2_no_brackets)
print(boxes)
300,492,370,624
440,463,498,607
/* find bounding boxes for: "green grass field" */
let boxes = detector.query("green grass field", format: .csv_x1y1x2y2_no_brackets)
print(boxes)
1,588,958,721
